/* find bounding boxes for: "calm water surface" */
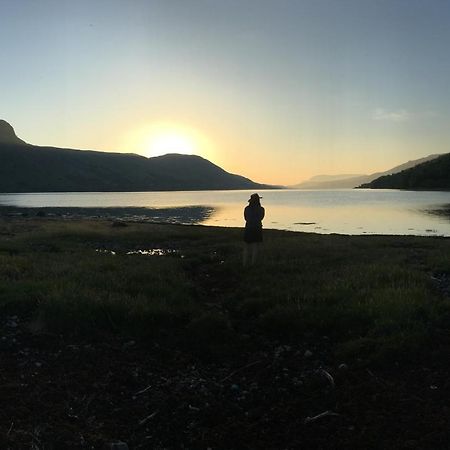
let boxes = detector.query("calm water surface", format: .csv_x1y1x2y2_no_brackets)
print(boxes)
1,189,450,236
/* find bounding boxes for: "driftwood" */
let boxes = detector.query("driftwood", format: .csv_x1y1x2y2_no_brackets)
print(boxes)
220,360,262,383
138,410,159,426
133,385,152,397
304,410,340,424
318,369,335,388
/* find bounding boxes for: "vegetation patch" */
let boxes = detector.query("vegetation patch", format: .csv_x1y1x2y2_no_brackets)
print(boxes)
1,218,450,363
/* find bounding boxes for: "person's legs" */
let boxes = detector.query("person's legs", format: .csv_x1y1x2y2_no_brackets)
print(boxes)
243,243,249,267
251,242,258,265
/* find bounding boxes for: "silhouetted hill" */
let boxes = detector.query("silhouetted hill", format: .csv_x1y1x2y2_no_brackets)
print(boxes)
359,153,450,190
0,120,27,145
292,154,441,189
0,120,275,193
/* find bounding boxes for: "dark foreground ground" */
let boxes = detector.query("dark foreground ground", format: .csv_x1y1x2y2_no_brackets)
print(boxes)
3,315,450,450
1,214,450,449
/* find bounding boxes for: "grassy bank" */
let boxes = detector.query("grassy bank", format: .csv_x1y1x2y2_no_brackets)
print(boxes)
1,217,450,366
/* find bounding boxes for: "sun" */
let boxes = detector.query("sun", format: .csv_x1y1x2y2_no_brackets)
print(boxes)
124,122,216,161
142,124,199,158
147,131,195,157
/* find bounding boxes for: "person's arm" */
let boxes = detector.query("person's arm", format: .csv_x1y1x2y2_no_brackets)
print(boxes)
260,207,265,221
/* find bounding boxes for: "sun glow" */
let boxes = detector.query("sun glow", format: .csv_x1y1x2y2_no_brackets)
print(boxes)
132,123,209,159
123,122,217,162
147,130,195,157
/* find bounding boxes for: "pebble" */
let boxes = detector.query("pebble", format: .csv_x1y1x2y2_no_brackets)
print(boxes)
107,442,129,450
123,340,136,348
188,405,200,412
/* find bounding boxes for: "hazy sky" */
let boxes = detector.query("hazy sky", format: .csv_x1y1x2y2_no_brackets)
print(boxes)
1,0,450,185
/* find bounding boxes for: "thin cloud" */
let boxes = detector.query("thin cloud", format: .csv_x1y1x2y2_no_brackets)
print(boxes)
423,110,439,118
373,108,412,122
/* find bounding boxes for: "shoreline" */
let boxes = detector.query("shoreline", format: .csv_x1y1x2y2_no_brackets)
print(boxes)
0,205,216,226
1,204,450,238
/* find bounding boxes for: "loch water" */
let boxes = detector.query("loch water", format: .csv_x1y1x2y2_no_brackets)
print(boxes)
1,189,450,236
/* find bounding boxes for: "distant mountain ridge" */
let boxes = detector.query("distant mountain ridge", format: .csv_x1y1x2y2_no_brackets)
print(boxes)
0,120,276,193
359,153,450,190
292,154,441,189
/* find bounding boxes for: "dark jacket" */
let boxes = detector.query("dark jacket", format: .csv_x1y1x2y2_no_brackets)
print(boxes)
244,205,265,229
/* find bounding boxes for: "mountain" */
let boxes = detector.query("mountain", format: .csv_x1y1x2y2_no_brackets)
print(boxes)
0,120,276,193
291,174,366,189
307,174,365,183
359,153,450,190
292,154,441,189
0,120,27,145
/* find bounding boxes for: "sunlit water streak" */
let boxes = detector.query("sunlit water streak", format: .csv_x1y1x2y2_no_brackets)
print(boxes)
1,189,450,236
95,248,181,257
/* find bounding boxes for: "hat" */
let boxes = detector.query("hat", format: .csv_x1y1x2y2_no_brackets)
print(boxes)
248,193,262,202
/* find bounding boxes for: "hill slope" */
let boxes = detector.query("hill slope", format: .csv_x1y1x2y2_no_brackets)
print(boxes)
292,154,441,189
0,121,274,193
359,153,450,190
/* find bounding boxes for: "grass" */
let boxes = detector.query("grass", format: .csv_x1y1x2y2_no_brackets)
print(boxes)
1,217,450,365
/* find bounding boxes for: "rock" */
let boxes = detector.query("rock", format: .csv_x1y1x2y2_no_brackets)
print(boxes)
304,350,313,358
106,442,129,450
122,340,136,349
112,221,128,228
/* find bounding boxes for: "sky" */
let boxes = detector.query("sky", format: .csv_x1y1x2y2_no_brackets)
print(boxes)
1,0,450,185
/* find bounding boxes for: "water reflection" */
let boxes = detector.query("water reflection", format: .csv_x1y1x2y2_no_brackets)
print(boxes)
126,249,178,256
426,204,450,221
201,201,450,236
95,249,116,255
95,248,182,257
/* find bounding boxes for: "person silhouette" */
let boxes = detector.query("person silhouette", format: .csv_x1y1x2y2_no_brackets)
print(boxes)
243,193,265,266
